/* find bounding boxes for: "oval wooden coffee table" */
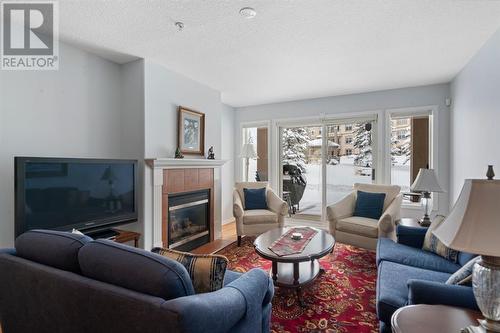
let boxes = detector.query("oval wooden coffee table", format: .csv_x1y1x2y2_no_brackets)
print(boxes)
254,227,335,306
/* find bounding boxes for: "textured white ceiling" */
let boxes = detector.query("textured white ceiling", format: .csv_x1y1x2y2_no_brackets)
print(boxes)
57,0,500,107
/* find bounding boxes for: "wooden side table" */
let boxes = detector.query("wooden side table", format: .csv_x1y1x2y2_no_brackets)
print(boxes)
396,217,427,228
392,305,483,333
110,229,141,248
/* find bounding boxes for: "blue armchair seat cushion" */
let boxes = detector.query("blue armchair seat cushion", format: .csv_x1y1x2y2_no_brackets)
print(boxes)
376,260,450,324
376,238,461,274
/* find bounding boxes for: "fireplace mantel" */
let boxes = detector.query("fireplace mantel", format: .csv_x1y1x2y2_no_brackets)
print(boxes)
146,158,227,169
146,158,228,248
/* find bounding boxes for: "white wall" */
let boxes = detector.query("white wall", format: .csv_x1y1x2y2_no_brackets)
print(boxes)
142,61,226,249
221,104,235,223
144,61,222,158
0,42,141,247
450,28,500,203
235,84,451,218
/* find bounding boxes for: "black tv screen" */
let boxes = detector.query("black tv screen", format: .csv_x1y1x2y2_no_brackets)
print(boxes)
15,157,138,237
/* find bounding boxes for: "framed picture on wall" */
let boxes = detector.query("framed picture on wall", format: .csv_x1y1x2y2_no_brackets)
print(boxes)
178,106,205,155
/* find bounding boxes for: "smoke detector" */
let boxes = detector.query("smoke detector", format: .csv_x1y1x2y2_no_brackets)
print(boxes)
174,21,184,31
239,7,257,19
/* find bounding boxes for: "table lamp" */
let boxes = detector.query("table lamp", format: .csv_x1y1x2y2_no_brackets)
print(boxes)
240,142,258,181
410,168,444,226
434,167,500,332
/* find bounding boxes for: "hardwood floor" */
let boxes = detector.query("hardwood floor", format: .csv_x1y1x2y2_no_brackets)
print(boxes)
192,217,328,254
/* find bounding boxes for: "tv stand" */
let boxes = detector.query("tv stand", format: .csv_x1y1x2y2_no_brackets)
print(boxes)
88,229,119,239
87,228,141,248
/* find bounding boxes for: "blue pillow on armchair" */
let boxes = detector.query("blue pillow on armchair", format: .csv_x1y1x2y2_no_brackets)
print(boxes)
353,190,386,220
244,188,268,210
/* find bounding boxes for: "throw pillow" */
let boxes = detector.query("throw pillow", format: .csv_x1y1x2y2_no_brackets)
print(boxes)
152,247,228,294
422,215,459,262
446,256,481,285
353,190,386,220
243,187,268,210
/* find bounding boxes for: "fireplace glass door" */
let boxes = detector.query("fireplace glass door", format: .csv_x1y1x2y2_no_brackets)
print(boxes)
168,190,210,251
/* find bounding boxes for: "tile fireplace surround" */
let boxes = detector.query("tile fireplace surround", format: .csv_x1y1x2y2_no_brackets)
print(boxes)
146,158,227,249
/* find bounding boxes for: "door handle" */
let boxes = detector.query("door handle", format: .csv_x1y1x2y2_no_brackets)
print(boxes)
372,168,376,181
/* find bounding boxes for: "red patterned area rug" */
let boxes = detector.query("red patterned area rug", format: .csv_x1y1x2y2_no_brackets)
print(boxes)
217,237,378,333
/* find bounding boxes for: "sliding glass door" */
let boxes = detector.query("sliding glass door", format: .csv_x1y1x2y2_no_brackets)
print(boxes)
324,121,376,212
279,118,377,220
281,125,323,217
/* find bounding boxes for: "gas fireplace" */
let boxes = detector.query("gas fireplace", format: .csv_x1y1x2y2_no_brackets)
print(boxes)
168,190,210,251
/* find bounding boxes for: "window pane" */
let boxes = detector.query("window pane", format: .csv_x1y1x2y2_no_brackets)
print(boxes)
390,117,411,193
242,127,268,182
390,115,430,199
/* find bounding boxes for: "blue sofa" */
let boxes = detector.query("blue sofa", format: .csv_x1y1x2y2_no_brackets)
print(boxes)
376,225,479,333
0,230,274,333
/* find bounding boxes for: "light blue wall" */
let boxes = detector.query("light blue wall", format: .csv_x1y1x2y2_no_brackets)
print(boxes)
450,28,500,203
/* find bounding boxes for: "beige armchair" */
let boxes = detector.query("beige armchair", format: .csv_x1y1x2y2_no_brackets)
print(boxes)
233,182,288,246
326,183,402,250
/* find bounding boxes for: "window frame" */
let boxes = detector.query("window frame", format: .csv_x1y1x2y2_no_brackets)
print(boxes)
384,106,439,211
238,121,272,183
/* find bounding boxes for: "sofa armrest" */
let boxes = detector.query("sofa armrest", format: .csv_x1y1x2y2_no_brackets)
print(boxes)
396,225,427,248
162,269,272,333
407,279,478,311
233,190,244,219
267,189,287,216
326,192,356,232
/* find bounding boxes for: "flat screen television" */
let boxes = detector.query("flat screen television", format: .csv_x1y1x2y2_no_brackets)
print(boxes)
15,157,138,237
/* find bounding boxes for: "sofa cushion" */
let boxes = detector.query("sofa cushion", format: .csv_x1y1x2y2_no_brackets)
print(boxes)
224,270,242,285
337,216,379,238
458,251,477,267
423,216,459,262
152,247,228,293
244,187,268,210
376,260,450,324
377,238,461,274
79,240,194,300
15,229,92,273
354,190,386,220
243,209,278,225
446,256,480,285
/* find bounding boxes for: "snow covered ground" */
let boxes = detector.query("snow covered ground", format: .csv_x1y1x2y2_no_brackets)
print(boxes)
295,156,410,216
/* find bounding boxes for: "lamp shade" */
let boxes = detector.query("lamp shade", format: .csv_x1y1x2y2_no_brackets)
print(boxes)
410,168,444,193
433,179,500,256
240,143,258,159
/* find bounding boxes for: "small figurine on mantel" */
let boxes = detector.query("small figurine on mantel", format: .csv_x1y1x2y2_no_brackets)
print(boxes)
175,147,184,159
207,146,215,160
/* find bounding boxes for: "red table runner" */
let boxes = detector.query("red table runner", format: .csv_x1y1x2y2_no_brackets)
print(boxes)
268,227,318,257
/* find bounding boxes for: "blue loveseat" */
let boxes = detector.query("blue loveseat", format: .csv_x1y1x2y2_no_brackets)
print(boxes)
376,225,479,333
0,230,274,333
